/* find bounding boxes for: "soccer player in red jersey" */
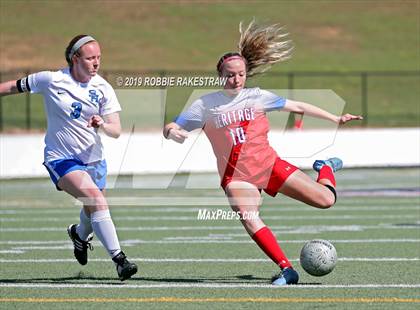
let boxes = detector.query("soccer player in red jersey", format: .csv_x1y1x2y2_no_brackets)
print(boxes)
163,21,362,285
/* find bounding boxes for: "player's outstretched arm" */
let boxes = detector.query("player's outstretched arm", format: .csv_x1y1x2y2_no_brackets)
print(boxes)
283,99,363,125
337,113,364,125
163,122,188,144
0,80,19,97
88,112,121,138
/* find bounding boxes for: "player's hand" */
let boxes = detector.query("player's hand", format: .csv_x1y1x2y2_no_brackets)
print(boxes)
88,115,105,128
338,114,363,125
168,128,189,143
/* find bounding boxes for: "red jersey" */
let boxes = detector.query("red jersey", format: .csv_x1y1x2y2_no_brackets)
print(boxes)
176,87,286,188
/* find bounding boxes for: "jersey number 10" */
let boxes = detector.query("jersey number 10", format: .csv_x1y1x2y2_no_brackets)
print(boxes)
229,127,246,146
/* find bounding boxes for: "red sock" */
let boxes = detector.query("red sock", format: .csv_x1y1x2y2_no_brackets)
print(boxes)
293,119,303,130
317,165,336,187
252,226,292,269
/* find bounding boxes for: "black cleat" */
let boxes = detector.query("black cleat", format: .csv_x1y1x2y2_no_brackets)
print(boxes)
112,251,138,281
67,224,93,266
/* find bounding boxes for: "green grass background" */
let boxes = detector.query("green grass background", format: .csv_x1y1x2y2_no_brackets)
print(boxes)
0,168,419,309
0,0,419,129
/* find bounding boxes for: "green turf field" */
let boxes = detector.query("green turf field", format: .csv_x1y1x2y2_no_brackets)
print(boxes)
0,1,419,129
0,168,419,309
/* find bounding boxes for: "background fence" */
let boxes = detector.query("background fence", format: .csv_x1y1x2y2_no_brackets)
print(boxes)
0,69,419,131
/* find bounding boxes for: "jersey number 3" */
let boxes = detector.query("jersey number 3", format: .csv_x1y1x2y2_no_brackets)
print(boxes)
70,102,82,119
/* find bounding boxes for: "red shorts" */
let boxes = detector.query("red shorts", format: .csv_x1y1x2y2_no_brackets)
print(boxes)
221,158,298,197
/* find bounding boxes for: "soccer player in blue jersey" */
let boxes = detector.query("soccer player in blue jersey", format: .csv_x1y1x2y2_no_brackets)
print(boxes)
0,35,137,281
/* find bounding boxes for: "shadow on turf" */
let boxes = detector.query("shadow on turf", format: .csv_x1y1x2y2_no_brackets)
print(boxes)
139,274,267,283
0,274,265,284
0,271,123,284
0,273,322,285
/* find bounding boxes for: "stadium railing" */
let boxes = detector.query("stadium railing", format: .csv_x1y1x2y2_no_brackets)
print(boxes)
0,70,419,131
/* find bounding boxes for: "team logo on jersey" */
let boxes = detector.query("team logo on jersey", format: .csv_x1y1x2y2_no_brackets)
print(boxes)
88,89,103,105
214,108,256,129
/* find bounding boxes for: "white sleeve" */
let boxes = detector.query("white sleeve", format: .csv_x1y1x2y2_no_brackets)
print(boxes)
27,71,52,94
258,88,286,111
101,86,122,116
175,98,205,131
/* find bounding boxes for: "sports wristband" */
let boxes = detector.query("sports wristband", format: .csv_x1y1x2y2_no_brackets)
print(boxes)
16,77,30,93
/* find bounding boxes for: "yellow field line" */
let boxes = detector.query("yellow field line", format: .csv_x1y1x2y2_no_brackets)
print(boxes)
1,297,420,303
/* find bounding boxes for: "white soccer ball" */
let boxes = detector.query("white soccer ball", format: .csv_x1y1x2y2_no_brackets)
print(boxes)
300,239,337,276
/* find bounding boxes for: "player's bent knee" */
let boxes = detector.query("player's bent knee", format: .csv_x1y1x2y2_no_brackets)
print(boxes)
318,194,336,209
236,206,260,218
85,202,109,213
321,185,337,208
78,191,108,209
309,192,335,209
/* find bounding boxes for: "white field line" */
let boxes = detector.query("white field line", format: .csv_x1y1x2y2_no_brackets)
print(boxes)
80,193,420,204
2,238,420,244
1,214,418,222
75,194,420,205
1,238,419,246
3,239,420,251
0,197,418,209
1,283,420,289
117,238,420,244
1,206,419,215
0,257,418,263
11,246,73,250
1,238,420,253
1,224,418,232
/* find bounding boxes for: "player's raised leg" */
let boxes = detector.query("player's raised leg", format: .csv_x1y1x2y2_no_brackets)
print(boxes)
279,158,343,209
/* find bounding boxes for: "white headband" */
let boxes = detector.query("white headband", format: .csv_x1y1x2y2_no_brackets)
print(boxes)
69,36,96,60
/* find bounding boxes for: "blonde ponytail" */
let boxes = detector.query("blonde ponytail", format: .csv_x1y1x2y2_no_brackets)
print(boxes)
238,20,293,76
